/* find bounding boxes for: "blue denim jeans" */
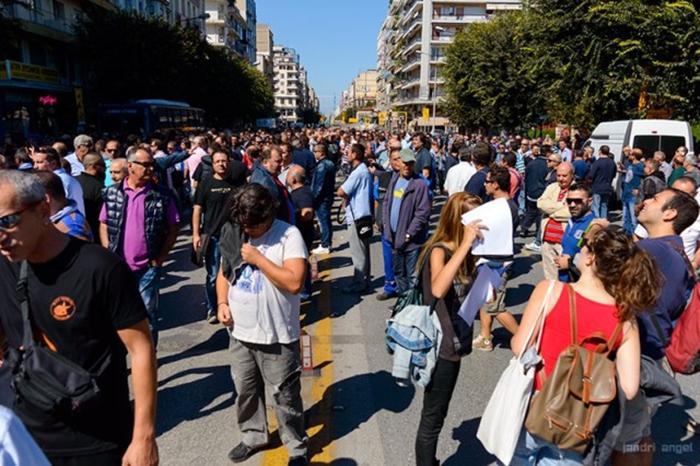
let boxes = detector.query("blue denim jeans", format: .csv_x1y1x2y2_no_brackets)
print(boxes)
509,429,583,466
621,197,638,235
381,235,397,295
204,235,221,315
133,265,161,347
393,246,421,294
316,200,333,248
592,193,610,219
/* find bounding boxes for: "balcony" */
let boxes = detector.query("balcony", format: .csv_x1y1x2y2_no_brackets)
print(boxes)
401,37,422,56
400,16,423,41
400,56,422,73
399,78,421,90
6,3,74,40
400,0,422,27
432,14,487,24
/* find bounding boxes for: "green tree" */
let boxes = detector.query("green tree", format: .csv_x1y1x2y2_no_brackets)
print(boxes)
443,12,544,131
75,9,273,127
529,0,700,126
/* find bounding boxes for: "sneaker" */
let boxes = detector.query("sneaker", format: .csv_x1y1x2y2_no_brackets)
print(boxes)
206,312,218,325
311,245,330,255
472,335,494,352
376,291,398,301
524,242,541,252
288,456,308,466
228,442,263,463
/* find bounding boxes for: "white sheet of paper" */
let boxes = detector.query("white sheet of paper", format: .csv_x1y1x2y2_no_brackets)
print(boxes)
461,197,514,256
457,265,499,325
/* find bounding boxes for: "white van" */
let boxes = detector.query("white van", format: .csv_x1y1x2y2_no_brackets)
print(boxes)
584,119,695,164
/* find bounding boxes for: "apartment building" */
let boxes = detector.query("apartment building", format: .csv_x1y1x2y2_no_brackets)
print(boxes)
378,0,522,126
255,24,274,85
273,46,302,123
234,0,256,63
205,0,245,54
340,70,379,113
0,0,116,138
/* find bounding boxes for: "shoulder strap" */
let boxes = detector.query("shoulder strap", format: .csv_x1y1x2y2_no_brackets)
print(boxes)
605,322,624,356
567,284,578,345
17,261,34,350
663,238,695,278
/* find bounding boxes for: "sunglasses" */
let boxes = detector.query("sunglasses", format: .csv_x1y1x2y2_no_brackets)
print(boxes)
0,202,40,231
131,160,155,169
105,149,118,153
565,198,585,205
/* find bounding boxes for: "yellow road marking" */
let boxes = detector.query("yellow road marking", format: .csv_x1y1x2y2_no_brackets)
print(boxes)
262,252,334,464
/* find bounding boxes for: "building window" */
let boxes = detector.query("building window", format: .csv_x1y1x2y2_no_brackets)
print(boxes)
218,27,224,42
52,0,65,20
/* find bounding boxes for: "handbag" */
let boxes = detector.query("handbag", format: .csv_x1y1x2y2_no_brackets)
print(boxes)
190,233,210,267
8,261,110,415
477,280,556,465
524,284,621,454
347,202,373,240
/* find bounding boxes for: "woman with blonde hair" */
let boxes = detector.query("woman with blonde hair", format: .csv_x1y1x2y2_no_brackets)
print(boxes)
510,226,659,464
415,192,485,466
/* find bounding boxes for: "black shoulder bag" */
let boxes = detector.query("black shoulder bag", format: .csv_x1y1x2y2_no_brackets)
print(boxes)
347,201,374,240
9,261,110,415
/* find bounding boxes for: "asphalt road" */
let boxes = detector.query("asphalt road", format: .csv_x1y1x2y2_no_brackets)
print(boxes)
154,199,700,466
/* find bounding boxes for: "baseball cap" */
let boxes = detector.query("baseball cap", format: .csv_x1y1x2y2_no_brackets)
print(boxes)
399,148,416,163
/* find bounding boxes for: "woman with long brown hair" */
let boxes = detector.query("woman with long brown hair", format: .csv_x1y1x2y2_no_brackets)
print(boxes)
509,226,659,465
415,192,485,466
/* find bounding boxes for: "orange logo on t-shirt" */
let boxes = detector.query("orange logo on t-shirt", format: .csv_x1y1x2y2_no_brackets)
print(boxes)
50,296,76,321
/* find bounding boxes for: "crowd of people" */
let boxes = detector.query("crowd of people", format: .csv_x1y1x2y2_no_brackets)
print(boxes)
0,124,698,465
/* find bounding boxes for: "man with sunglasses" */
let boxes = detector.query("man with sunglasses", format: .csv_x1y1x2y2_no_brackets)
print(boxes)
99,148,180,348
64,134,93,176
102,140,121,187
555,183,595,282
0,170,158,466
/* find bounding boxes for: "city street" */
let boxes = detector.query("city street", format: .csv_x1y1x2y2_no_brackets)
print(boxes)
155,201,700,466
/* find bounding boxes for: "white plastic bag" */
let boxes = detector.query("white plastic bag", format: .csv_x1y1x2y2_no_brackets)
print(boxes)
476,280,555,464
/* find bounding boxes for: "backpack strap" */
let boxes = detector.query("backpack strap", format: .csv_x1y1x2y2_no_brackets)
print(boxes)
605,322,623,356
663,238,695,279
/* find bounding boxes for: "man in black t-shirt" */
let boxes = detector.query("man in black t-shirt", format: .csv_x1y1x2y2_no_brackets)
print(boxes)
0,170,157,466
192,152,248,190
287,165,314,300
193,150,238,323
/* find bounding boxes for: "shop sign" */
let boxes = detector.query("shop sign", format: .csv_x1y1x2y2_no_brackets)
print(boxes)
2,60,59,84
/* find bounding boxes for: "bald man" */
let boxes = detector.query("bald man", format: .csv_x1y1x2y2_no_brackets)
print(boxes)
537,162,574,279
76,153,106,241
110,158,128,184
287,165,314,299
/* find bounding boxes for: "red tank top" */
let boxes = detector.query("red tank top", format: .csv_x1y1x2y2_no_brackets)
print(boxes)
534,286,623,391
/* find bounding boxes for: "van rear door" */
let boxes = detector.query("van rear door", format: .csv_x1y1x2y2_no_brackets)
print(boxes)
628,120,693,161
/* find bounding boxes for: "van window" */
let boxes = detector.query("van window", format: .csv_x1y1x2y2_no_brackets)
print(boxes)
660,136,686,161
633,135,660,158
633,135,687,160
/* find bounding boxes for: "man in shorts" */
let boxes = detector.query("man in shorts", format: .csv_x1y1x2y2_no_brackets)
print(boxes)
472,165,520,351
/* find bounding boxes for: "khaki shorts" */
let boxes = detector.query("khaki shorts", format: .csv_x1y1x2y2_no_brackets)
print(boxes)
483,267,510,315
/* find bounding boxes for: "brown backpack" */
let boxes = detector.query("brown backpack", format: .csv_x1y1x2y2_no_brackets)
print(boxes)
524,284,622,454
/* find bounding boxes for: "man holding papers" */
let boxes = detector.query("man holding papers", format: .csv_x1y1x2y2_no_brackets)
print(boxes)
469,166,521,352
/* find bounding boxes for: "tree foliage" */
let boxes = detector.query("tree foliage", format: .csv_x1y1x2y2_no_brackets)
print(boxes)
74,9,274,126
444,0,700,130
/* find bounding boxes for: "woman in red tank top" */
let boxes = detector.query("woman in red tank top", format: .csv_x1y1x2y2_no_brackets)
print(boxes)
509,226,659,465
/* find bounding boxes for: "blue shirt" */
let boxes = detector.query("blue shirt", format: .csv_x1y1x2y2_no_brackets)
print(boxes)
341,163,373,224
621,161,644,201
573,159,588,180
559,212,595,282
390,177,410,233
637,236,695,360
53,168,85,216
465,167,490,202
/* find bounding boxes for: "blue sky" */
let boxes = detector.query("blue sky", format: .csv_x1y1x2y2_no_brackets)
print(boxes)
256,0,388,115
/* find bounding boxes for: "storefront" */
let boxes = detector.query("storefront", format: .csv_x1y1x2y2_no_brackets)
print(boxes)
0,60,78,143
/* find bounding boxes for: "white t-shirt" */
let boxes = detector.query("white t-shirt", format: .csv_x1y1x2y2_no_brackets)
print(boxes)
444,161,476,197
229,220,308,344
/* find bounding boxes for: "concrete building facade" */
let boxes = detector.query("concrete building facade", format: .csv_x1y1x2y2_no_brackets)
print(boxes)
255,23,274,85
378,0,522,126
